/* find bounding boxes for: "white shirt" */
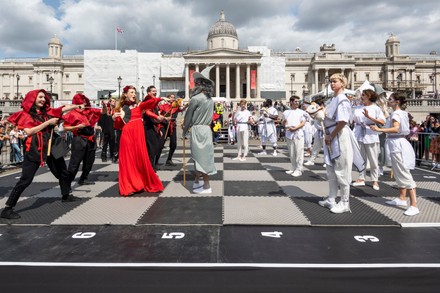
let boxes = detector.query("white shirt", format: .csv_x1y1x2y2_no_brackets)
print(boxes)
352,104,385,144
282,108,306,139
234,109,251,132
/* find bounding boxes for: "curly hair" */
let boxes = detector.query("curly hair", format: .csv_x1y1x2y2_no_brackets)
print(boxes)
191,79,214,98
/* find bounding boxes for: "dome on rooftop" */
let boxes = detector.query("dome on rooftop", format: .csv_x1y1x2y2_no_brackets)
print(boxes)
49,34,62,45
207,11,238,39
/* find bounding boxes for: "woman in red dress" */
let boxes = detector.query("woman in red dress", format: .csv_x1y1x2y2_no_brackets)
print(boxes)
113,85,165,196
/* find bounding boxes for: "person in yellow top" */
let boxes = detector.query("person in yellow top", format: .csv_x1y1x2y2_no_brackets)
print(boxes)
212,118,222,145
215,102,224,126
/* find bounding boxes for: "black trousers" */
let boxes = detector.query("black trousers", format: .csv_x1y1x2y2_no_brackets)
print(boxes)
6,155,70,207
166,127,177,161
101,131,115,159
68,136,96,183
145,127,160,168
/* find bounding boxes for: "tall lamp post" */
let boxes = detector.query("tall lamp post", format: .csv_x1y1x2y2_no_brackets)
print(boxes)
152,75,156,86
16,74,20,99
117,76,122,98
48,76,54,99
290,74,294,96
141,86,145,97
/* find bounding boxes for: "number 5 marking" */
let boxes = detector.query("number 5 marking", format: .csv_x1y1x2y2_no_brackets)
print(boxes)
72,232,96,239
162,232,185,239
354,235,379,242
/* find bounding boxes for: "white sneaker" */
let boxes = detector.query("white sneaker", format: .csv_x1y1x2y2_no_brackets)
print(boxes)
232,157,241,161
258,151,267,155
285,170,294,174
318,197,336,209
292,170,302,177
239,157,246,161
273,151,277,156
379,166,384,176
304,161,315,166
192,181,204,189
330,201,351,214
404,206,420,216
372,184,380,191
385,198,408,207
193,186,212,194
323,164,327,168
352,180,366,187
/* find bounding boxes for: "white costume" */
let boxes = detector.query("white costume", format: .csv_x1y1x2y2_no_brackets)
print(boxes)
352,104,385,182
321,94,365,212
228,116,235,144
302,112,313,150
386,110,416,189
259,106,278,155
234,109,252,158
283,108,307,174
307,119,323,163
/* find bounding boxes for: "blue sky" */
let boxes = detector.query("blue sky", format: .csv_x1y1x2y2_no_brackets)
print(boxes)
1,0,439,59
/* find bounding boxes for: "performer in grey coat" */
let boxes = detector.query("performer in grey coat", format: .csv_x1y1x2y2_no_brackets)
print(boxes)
182,65,217,194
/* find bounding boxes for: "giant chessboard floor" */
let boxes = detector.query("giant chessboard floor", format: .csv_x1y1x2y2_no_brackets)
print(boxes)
1,143,440,292
1,144,439,227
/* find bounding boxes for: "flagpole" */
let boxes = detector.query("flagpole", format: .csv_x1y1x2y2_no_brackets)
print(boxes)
115,26,117,50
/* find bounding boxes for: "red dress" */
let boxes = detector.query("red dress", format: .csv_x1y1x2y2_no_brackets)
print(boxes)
117,98,164,196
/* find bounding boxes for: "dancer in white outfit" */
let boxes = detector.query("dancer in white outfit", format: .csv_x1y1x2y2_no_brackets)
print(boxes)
283,96,307,177
318,73,365,214
370,93,419,216
233,99,252,161
351,89,385,190
258,99,279,156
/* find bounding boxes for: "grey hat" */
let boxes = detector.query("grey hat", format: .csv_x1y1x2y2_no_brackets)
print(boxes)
372,83,385,95
193,65,215,85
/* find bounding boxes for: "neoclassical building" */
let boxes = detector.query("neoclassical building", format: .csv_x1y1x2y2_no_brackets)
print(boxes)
1,11,439,121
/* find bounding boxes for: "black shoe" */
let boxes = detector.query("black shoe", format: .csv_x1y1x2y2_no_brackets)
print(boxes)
165,160,177,166
112,158,118,164
78,180,95,185
1,208,21,219
101,157,107,162
62,194,82,202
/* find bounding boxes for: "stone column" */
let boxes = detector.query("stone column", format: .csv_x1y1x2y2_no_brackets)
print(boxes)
185,64,189,100
236,64,240,99
216,64,220,97
256,63,261,99
314,70,318,94
246,64,251,99
226,64,230,99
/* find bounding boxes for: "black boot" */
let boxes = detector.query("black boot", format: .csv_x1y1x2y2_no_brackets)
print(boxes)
1,207,21,219
78,179,95,185
62,194,82,202
165,159,176,166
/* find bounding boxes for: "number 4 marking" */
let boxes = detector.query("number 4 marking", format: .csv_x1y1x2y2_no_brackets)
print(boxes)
261,231,283,238
354,235,379,242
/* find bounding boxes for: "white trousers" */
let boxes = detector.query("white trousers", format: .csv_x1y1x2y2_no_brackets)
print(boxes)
391,152,417,189
309,131,323,162
287,136,304,172
358,142,380,181
237,129,249,157
326,127,353,202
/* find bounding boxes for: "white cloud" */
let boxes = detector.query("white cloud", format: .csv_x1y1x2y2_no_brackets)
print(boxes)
0,0,439,58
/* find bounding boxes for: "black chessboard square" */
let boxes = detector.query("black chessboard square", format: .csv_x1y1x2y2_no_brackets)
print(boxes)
138,197,223,224
224,181,287,196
